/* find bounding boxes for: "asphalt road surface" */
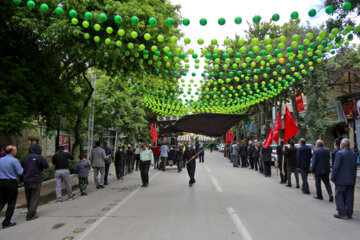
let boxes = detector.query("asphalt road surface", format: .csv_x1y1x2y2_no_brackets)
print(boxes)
1,150,359,240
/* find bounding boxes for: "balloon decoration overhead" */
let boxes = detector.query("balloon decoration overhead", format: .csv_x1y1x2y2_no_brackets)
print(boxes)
11,1,359,117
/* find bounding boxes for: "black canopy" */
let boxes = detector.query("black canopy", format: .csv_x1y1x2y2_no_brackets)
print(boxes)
162,113,246,137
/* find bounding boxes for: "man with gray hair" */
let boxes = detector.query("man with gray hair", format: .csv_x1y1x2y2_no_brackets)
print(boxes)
312,140,333,202
331,138,357,219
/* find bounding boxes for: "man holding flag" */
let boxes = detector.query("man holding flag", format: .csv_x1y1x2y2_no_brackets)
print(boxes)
262,127,273,177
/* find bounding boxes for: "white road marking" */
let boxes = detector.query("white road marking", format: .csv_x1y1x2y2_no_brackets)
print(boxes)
211,176,223,192
76,171,160,240
226,207,253,240
205,165,212,173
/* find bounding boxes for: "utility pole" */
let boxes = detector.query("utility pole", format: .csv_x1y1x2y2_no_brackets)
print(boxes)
87,74,96,159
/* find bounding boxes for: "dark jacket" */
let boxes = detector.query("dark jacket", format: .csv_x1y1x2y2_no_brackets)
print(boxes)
248,145,255,158
115,150,125,165
52,150,74,170
296,145,312,169
332,148,341,167
184,147,197,167
75,160,90,178
195,143,200,153
285,146,297,168
252,146,260,158
311,147,331,174
239,144,248,157
276,145,284,164
261,147,272,163
104,146,113,165
176,148,183,162
331,148,357,186
127,149,134,163
20,144,49,184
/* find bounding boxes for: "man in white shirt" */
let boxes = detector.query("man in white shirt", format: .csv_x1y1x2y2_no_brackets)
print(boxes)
135,144,154,187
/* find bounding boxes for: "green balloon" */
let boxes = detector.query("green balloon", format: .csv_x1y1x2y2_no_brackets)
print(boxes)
105,38,111,45
272,13,280,21
144,33,151,40
40,3,49,12
99,13,107,22
218,18,226,25
55,7,64,16
84,12,92,20
71,18,78,25
131,16,139,24
107,27,114,34
94,24,101,31
342,2,352,11
253,15,261,24
131,31,138,38
234,17,242,24
94,36,100,42
114,15,122,23
84,33,90,39
13,0,21,5
148,17,156,25
183,18,190,26
291,11,299,19
27,0,35,8
200,18,207,26
308,9,316,17
166,18,174,26
325,5,334,14
69,9,77,18
157,35,164,42
82,21,89,28
211,39,217,45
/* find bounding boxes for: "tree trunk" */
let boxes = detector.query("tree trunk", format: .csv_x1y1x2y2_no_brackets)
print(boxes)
72,73,94,156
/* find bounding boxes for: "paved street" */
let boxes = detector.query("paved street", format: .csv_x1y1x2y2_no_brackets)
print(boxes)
1,150,360,240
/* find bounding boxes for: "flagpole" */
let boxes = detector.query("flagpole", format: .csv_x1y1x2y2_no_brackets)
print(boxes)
186,137,218,164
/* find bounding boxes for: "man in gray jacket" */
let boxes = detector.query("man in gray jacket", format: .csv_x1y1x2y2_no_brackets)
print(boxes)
231,142,240,167
90,141,106,189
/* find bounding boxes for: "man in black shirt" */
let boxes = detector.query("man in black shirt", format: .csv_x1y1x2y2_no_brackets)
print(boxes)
52,146,76,203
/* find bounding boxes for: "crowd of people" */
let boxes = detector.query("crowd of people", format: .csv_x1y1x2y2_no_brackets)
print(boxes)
0,140,206,228
226,137,358,220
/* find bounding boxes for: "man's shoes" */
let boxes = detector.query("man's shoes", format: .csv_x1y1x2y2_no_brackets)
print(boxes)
26,215,39,221
347,216,352,219
81,192,87,196
279,181,284,184
296,185,300,189
57,200,62,204
104,183,109,185
144,183,148,187
99,185,104,188
96,185,100,189
189,183,192,187
314,196,323,200
303,191,310,195
286,185,292,187
329,196,334,202
2,222,16,229
334,214,348,220
68,194,76,200
141,184,146,187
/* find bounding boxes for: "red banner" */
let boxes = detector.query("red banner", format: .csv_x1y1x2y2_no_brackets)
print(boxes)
295,93,305,112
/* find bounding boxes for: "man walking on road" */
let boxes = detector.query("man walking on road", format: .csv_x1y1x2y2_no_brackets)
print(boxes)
261,144,272,177
115,146,125,180
248,140,255,169
239,140,248,168
184,142,197,187
104,143,113,185
284,141,299,188
20,144,49,221
331,138,357,219
135,144,154,187
252,141,260,171
90,141,106,189
0,145,23,229
231,141,240,167
160,143,169,171
312,140,333,202
296,138,312,195
277,140,287,184
52,146,76,203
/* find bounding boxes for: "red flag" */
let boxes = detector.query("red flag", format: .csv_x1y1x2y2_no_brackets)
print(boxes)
163,137,167,143
231,131,234,142
153,124,158,143
225,131,229,144
273,112,282,144
263,127,273,149
283,106,299,143
150,124,154,141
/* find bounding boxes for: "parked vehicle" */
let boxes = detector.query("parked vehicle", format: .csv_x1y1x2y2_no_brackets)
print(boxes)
217,143,225,152
271,143,315,166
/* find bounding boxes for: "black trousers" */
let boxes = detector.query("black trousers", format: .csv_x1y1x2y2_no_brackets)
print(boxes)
335,185,354,217
115,161,124,179
24,182,41,219
249,157,254,169
139,161,151,185
253,157,259,171
186,162,196,184
264,161,271,176
0,180,18,226
135,155,140,171
300,168,310,193
240,155,247,167
315,174,333,198
199,154,204,163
